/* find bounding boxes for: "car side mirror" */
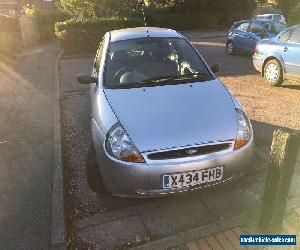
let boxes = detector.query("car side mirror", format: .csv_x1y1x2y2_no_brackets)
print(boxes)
77,74,97,84
210,64,221,74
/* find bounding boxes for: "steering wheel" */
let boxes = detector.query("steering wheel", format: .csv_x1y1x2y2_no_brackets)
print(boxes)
114,67,135,82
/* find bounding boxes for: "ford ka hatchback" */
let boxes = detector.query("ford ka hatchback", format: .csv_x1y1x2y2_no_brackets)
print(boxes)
77,27,254,197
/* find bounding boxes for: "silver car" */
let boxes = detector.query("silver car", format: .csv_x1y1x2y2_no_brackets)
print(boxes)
78,27,254,198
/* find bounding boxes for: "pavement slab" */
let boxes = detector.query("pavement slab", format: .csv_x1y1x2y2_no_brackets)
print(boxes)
78,216,148,249
141,195,215,239
200,174,265,220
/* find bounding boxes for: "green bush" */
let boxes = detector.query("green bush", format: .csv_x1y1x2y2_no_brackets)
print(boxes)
55,17,143,54
288,2,300,25
37,11,69,42
24,5,38,17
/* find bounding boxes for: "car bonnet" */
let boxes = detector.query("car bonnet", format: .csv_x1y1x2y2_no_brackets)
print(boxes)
104,79,238,152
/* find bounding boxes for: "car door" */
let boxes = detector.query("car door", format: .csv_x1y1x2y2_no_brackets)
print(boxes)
232,21,251,51
280,26,300,79
246,21,266,53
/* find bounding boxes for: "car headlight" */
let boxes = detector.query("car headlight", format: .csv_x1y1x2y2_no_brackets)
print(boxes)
234,109,252,150
105,123,145,163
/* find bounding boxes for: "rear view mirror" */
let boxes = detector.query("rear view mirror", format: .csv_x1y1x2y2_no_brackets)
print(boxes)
210,64,221,74
77,74,97,84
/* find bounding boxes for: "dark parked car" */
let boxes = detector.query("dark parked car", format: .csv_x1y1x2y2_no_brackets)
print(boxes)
253,24,300,86
226,19,287,55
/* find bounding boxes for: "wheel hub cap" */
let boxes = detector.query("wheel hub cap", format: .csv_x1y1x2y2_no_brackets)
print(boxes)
265,63,279,82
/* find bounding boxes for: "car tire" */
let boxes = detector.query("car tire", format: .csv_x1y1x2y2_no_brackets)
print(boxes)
86,143,107,193
226,41,235,55
264,59,283,86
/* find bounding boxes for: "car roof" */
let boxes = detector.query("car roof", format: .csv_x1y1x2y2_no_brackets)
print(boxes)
236,19,277,24
109,27,183,42
257,14,282,16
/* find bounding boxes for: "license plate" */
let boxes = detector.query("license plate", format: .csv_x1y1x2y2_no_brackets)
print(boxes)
162,166,224,189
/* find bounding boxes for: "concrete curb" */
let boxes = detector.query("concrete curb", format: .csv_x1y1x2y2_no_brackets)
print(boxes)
51,49,66,249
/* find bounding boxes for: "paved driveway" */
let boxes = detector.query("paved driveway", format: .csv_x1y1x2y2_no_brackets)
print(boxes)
59,37,300,249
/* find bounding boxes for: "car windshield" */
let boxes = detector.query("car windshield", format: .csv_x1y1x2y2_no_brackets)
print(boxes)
104,37,213,88
273,14,281,21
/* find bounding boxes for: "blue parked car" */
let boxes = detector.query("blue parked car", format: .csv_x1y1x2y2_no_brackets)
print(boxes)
253,24,300,86
226,19,287,55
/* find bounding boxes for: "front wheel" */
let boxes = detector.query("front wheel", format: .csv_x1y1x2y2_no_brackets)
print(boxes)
226,41,235,55
264,59,283,86
86,143,107,193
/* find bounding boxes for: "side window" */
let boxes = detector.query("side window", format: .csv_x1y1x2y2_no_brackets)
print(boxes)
249,22,264,34
278,29,293,42
273,14,281,21
236,22,249,32
289,27,300,43
272,21,287,34
94,41,104,72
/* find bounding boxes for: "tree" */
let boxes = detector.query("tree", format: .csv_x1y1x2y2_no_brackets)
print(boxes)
145,0,184,10
276,0,300,15
256,0,268,7
288,1,300,24
58,0,141,17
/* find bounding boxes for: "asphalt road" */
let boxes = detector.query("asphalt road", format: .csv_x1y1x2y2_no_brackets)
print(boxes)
59,37,300,248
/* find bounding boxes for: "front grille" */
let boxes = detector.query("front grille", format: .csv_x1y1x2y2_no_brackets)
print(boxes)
147,143,231,160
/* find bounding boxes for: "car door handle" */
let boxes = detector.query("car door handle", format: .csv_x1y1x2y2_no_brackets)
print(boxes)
283,47,289,52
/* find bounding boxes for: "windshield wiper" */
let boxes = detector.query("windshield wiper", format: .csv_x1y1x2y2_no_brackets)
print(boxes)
172,72,209,80
108,72,211,89
139,72,209,84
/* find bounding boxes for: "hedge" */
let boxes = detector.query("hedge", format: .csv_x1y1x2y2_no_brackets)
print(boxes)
146,12,212,30
55,17,143,54
288,3,300,25
37,11,69,42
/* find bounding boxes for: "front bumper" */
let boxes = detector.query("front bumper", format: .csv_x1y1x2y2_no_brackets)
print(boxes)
92,119,255,198
253,54,264,74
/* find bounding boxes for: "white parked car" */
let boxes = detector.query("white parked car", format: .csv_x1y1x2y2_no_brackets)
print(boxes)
255,14,286,24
